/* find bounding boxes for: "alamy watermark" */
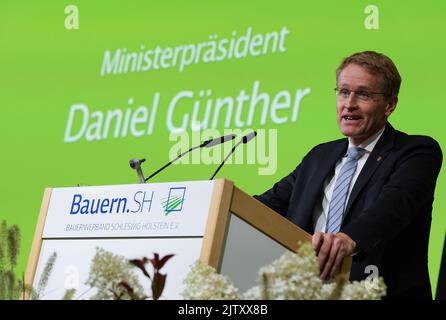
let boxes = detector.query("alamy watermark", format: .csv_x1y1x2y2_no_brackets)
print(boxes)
364,5,379,30
364,264,380,291
168,127,278,176
64,5,79,30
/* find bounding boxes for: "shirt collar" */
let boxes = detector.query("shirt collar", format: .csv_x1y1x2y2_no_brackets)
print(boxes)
347,125,386,154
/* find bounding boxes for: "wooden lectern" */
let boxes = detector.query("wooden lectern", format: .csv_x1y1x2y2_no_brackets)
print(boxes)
25,179,351,299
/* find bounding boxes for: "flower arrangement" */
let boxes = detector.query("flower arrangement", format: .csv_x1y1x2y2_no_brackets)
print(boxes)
181,243,386,300
27,247,174,300
85,247,146,300
0,220,23,300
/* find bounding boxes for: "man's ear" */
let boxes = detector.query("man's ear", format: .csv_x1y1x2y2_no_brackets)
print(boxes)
385,96,398,117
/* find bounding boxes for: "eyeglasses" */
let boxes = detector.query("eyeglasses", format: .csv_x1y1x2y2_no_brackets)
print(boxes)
334,88,387,102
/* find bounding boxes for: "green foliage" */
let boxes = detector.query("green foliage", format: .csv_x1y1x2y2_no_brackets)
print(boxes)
28,252,80,300
0,220,22,300
85,247,145,300
62,288,76,300
30,252,57,300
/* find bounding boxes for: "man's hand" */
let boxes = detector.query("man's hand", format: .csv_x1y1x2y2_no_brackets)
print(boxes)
311,232,356,280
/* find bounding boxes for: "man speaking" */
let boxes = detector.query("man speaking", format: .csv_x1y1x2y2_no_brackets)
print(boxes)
255,51,442,299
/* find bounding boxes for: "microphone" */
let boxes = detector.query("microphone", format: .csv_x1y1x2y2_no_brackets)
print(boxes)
144,133,236,182
209,131,257,180
242,131,257,144
202,134,236,148
129,158,146,183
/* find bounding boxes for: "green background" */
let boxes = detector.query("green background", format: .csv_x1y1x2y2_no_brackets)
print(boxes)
1,0,445,295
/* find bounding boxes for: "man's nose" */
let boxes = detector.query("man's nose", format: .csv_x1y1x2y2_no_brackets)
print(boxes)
345,92,359,108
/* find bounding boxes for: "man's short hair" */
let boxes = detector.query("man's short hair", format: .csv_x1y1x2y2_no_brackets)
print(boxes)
336,51,402,98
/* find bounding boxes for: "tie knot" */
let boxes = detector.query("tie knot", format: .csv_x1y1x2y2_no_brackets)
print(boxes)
347,147,366,160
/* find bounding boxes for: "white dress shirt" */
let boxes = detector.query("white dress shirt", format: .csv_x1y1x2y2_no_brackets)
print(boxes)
313,126,386,233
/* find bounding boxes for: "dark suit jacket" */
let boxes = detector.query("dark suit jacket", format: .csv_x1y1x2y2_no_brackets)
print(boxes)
255,123,442,299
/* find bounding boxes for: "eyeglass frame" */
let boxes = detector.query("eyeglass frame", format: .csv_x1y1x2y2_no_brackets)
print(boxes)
334,87,389,102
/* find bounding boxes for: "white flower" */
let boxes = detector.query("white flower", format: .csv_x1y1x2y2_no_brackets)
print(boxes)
181,261,240,300
182,243,387,300
340,277,387,300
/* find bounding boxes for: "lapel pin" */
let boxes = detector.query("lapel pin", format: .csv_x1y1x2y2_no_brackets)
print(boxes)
377,156,382,162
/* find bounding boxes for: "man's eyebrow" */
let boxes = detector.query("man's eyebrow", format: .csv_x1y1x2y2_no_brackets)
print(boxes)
338,84,374,91
355,85,374,91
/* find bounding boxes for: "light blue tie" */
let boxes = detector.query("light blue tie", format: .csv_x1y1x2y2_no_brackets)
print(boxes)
325,147,366,233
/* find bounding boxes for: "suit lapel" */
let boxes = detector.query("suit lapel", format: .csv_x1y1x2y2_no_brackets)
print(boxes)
343,123,396,218
295,140,347,232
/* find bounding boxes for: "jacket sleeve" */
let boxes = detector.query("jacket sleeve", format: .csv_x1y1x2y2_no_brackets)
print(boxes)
341,137,443,255
253,163,302,217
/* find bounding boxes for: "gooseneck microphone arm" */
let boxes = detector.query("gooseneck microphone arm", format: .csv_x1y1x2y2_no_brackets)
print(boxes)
144,133,236,182
209,131,257,180
209,140,243,180
144,145,201,182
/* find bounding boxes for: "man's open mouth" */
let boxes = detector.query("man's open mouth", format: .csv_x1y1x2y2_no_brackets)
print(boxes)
342,115,362,120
